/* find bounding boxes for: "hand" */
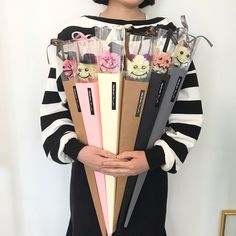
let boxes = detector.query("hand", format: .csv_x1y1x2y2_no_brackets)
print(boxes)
77,145,116,172
100,151,150,177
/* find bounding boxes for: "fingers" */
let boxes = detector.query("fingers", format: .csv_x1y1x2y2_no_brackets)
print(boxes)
102,159,130,169
117,151,134,160
100,149,117,159
101,168,135,177
89,146,116,159
100,159,136,176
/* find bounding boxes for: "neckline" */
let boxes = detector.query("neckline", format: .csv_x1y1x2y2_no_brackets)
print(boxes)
98,11,147,21
83,15,166,26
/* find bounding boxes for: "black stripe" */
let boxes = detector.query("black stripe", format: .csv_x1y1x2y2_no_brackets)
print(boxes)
171,100,203,114
168,161,177,174
43,125,75,156
64,102,69,110
181,73,199,89
58,26,96,41
57,75,65,92
145,145,166,169
48,67,56,79
162,133,188,163
42,91,61,104
188,61,195,71
84,15,166,26
170,123,201,140
64,138,86,161
40,110,72,131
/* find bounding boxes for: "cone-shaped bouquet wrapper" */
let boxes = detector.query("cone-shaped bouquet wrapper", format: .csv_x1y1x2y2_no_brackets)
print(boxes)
116,29,153,230
122,16,213,228
51,36,107,236
72,32,109,236
121,27,177,228
117,26,176,229
148,26,199,149
53,39,88,144
96,26,125,234
149,16,213,148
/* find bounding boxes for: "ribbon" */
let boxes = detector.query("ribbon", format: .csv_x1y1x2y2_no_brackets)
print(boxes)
72,31,97,41
176,15,213,48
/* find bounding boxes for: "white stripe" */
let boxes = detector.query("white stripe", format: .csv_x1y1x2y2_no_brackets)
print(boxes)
42,118,74,144
168,114,203,127
48,47,63,79
40,103,68,117
154,139,177,172
165,127,196,152
47,153,53,161
57,132,77,163
77,16,171,28
58,91,67,103
186,69,196,75
174,156,182,173
176,87,200,101
45,78,58,92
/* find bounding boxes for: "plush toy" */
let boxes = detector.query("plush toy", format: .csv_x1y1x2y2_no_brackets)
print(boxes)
127,55,150,80
77,63,97,81
172,41,191,67
99,51,121,73
152,51,171,73
63,59,77,79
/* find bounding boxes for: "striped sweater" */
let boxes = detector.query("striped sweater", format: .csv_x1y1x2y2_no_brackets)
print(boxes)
40,15,203,174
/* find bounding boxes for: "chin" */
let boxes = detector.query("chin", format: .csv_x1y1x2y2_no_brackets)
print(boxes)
116,0,144,7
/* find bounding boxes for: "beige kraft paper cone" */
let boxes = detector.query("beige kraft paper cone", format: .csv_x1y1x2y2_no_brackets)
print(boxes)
63,80,87,143
62,80,107,236
114,79,149,229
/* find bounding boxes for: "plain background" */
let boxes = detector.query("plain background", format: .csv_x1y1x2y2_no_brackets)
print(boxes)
0,0,236,235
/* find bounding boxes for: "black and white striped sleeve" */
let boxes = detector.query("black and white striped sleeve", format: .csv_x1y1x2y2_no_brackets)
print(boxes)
145,62,203,173
40,46,85,164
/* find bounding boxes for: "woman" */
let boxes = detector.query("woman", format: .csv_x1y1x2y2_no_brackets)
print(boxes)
40,0,203,235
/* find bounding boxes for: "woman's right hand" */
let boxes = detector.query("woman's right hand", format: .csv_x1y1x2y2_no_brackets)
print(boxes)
77,145,116,172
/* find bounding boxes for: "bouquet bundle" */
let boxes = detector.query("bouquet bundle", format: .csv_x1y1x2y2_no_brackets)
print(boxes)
119,16,213,229
47,16,212,235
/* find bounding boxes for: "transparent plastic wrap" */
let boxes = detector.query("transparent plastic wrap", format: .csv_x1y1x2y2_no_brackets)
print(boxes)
50,39,87,143
125,32,153,81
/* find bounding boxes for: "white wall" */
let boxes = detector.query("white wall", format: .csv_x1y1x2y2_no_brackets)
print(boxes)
0,0,235,236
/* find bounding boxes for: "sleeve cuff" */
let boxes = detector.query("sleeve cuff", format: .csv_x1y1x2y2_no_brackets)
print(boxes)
144,145,166,170
64,138,86,161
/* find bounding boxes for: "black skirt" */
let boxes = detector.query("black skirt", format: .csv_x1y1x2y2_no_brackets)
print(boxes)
66,161,168,236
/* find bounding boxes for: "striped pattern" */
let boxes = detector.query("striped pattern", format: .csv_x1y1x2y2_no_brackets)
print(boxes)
41,64,78,164
40,16,203,172
158,64,203,173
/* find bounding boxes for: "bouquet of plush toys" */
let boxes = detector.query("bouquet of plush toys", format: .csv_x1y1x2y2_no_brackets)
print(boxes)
48,16,212,236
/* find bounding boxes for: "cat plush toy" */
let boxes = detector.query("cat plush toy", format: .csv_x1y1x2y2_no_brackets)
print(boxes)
172,41,191,67
127,54,150,80
77,53,98,81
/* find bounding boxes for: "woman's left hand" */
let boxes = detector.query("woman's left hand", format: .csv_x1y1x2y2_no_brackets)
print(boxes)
100,151,150,177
